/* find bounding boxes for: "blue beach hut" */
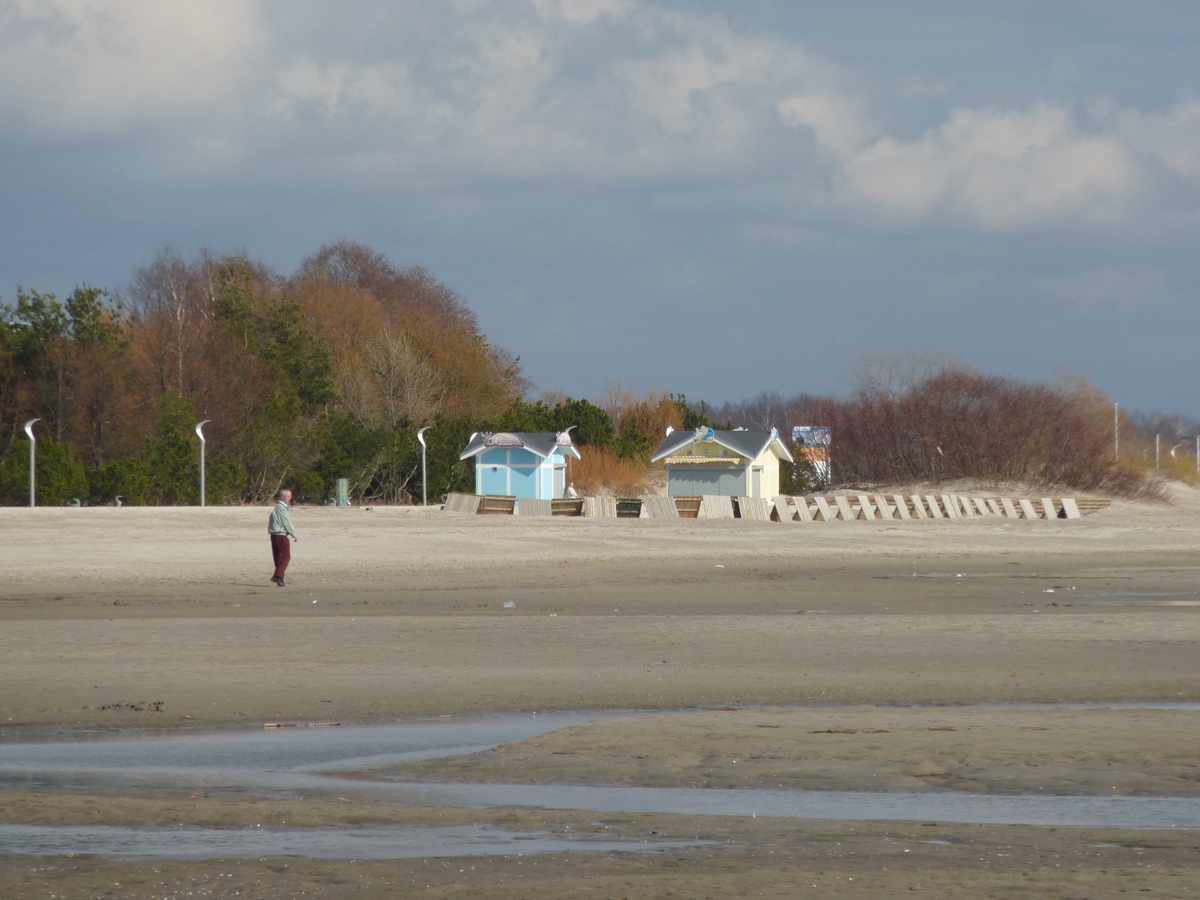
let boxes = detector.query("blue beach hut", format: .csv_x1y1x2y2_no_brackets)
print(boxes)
460,431,581,500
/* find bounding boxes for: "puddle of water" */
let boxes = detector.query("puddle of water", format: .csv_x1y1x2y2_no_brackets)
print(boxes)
0,823,708,861
880,573,1200,607
1070,590,1200,607
957,701,1200,711
4,710,1200,841
0,711,643,774
301,780,1200,830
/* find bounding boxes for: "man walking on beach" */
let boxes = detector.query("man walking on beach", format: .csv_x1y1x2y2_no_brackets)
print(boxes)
269,489,298,586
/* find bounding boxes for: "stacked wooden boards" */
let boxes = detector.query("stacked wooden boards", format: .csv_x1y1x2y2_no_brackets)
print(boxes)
443,492,1107,520
769,494,1097,521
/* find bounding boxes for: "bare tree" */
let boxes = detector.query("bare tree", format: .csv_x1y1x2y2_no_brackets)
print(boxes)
851,352,966,398
124,248,214,396
348,328,445,427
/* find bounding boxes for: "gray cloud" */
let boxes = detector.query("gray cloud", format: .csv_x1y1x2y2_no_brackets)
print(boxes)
2,1,1199,415
0,0,268,134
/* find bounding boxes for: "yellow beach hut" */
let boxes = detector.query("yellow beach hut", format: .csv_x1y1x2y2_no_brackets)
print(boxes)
651,427,792,499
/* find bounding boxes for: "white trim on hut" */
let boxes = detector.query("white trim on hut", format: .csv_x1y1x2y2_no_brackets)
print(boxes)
651,427,793,499
459,431,581,500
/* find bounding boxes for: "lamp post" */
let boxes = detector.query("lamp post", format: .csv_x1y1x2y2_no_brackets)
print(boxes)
1114,403,1119,462
195,420,211,507
417,426,431,506
23,418,40,508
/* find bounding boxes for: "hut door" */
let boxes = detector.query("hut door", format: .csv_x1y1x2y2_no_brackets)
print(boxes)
553,465,566,499
752,467,763,498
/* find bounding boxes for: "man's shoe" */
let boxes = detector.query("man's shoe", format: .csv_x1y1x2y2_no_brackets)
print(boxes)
271,576,284,586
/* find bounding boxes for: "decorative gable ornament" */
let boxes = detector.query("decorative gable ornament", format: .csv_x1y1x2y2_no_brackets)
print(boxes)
484,432,525,449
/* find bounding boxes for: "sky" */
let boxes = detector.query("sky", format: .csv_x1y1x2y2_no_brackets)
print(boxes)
2,0,1199,416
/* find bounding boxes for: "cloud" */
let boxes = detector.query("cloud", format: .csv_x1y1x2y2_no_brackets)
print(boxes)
0,0,268,133
269,3,842,183
776,91,872,155
531,0,633,23
265,3,1198,230
1110,97,1200,179
836,104,1142,229
3,1,1197,234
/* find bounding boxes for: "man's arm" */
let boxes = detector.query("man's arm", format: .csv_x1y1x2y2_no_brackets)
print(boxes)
281,504,299,541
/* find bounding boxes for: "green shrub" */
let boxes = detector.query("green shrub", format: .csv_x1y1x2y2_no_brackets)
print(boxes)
290,469,326,504
205,455,247,505
88,457,152,505
0,437,88,505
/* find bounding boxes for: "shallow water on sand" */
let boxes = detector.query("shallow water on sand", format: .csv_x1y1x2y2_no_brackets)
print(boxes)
3,707,1200,862
0,822,709,861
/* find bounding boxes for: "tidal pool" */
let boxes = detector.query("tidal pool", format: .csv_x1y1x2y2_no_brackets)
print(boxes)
0,823,708,861
2,707,1199,863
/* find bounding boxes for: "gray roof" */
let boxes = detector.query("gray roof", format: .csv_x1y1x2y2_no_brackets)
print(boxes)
651,427,793,464
460,432,582,461
653,429,696,459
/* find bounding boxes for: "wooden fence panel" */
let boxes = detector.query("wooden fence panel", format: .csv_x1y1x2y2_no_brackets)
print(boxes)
737,497,771,520
794,496,814,522
516,499,552,516
643,497,678,518
583,496,617,517
814,497,838,521
443,493,480,515
701,495,736,519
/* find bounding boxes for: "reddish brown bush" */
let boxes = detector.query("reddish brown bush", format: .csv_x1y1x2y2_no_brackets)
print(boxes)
801,364,1153,497
566,446,653,497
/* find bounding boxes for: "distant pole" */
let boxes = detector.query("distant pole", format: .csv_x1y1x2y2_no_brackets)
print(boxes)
23,418,40,508
195,420,211,507
1196,435,1199,475
417,426,431,506
1155,433,1160,469
1114,403,1119,462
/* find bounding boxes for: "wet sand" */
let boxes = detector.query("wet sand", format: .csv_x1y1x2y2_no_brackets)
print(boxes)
393,706,1200,797
2,788,1198,899
2,487,1200,897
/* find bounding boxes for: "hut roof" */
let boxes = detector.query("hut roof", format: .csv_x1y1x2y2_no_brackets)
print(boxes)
651,427,793,464
460,431,582,461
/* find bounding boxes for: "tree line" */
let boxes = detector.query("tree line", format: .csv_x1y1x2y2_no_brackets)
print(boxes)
0,242,684,506
708,355,1163,497
1,247,1174,505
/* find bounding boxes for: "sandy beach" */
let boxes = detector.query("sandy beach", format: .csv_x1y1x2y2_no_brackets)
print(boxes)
2,487,1199,897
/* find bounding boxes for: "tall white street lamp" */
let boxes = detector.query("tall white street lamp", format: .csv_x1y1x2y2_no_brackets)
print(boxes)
195,420,211,507
417,426,431,506
23,418,40,508
1113,403,1119,462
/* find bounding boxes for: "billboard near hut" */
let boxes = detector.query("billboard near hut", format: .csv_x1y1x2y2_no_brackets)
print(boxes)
791,426,831,484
